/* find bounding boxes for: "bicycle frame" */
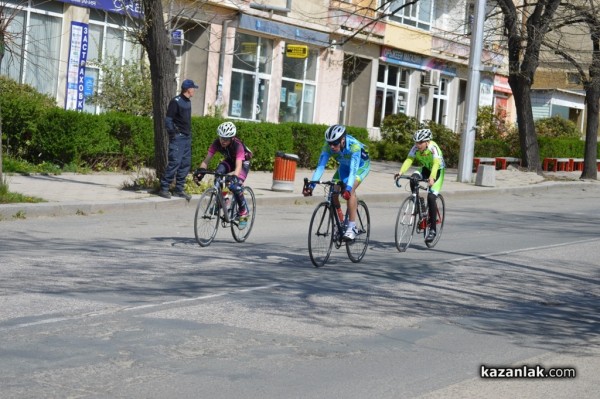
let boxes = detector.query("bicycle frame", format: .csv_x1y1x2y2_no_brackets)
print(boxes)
194,170,256,247
305,178,371,267
201,172,237,224
394,175,445,251
306,179,347,245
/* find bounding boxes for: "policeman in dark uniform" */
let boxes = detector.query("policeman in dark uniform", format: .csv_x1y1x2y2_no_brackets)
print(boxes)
158,79,199,200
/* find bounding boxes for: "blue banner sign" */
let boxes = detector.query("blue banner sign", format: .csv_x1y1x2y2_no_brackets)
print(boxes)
58,0,142,18
65,22,89,111
239,15,329,47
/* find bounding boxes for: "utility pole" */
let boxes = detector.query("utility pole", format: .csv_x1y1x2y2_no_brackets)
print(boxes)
457,0,486,182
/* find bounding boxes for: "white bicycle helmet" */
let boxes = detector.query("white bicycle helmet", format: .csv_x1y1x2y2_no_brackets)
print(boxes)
217,121,236,138
325,124,346,143
413,128,432,142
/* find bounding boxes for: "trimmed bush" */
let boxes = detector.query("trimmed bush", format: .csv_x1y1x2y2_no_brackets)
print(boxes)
535,116,581,139
287,122,326,168
428,122,460,168
101,112,154,168
538,137,587,159
31,108,112,166
475,139,511,157
0,76,57,158
190,118,294,171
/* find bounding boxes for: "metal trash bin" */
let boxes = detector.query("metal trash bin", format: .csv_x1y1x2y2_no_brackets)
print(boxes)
272,152,299,192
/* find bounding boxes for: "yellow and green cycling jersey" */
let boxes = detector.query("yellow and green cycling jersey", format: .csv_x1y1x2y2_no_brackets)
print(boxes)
399,140,445,194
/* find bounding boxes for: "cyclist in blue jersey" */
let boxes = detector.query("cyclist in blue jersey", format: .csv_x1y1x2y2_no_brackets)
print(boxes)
394,128,445,243
303,124,370,240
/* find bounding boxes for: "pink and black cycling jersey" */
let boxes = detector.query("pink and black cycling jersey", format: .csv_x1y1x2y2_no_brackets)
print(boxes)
208,137,252,180
208,137,251,163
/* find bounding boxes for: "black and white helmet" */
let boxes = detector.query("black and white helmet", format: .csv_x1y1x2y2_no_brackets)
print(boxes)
413,128,432,142
217,122,236,138
324,124,346,143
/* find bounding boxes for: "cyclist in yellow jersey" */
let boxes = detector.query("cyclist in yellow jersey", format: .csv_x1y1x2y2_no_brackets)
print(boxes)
394,128,445,243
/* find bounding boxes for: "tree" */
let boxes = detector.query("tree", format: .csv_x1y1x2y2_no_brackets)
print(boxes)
0,1,23,182
496,0,563,173
131,0,177,179
543,1,600,179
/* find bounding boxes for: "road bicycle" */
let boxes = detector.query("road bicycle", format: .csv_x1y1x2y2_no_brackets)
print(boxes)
304,178,371,267
394,175,445,252
193,171,256,247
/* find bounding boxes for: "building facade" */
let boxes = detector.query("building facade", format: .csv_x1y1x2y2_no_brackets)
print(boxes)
1,0,515,139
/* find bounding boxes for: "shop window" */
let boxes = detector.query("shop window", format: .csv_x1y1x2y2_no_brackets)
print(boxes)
85,10,144,114
373,64,410,127
230,33,272,121
279,45,318,123
0,3,62,98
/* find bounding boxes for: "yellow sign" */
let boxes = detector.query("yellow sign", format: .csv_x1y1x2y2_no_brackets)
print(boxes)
286,44,308,59
241,42,257,54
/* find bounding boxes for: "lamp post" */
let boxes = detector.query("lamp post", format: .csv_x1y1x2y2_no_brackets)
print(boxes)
457,0,487,182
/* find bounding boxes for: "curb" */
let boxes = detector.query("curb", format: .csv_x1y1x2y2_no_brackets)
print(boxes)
1,180,594,220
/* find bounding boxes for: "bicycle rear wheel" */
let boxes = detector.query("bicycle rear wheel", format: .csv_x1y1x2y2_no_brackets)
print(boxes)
346,200,370,263
194,188,220,247
230,186,256,243
425,194,445,248
395,196,416,252
308,202,334,267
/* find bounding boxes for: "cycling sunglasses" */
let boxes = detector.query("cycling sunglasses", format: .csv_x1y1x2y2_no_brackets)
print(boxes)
328,138,342,147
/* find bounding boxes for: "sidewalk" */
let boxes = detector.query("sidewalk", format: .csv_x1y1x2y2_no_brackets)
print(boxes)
0,161,595,219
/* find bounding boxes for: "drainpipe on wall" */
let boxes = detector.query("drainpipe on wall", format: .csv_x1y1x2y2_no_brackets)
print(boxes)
250,0,292,14
216,19,231,109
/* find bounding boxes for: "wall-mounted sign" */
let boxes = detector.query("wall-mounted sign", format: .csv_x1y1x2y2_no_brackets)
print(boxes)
171,29,184,46
57,0,143,19
286,44,308,59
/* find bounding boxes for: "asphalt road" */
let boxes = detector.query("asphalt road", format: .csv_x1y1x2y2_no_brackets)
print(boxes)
1,186,599,398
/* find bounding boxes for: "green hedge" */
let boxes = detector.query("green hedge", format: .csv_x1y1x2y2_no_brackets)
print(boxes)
0,76,57,158
474,139,512,157
101,112,154,168
475,137,600,159
31,108,113,166
190,120,368,171
375,114,460,167
538,137,596,158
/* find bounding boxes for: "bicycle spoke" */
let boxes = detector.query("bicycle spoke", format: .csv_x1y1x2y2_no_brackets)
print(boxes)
346,200,370,263
194,188,219,247
231,187,256,243
425,194,445,248
395,196,416,252
308,203,334,267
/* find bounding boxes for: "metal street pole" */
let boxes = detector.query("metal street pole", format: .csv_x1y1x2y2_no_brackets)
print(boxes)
457,0,486,182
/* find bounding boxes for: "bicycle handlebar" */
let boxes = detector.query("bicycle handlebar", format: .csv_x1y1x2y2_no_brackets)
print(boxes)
194,170,238,185
394,175,430,189
303,177,340,186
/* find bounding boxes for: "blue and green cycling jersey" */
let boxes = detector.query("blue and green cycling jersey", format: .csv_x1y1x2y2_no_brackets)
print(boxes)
311,135,370,188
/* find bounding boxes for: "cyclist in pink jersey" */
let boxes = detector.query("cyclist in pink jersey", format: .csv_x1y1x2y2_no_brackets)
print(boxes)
194,122,252,219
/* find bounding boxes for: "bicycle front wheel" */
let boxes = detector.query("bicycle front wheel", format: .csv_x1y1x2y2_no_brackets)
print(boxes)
194,188,220,247
308,202,334,267
395,196,416,252
346,200,370,263
425,194,445,248
230,186,256,243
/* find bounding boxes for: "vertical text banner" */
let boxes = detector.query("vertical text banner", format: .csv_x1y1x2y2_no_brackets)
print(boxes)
65,21,89,111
